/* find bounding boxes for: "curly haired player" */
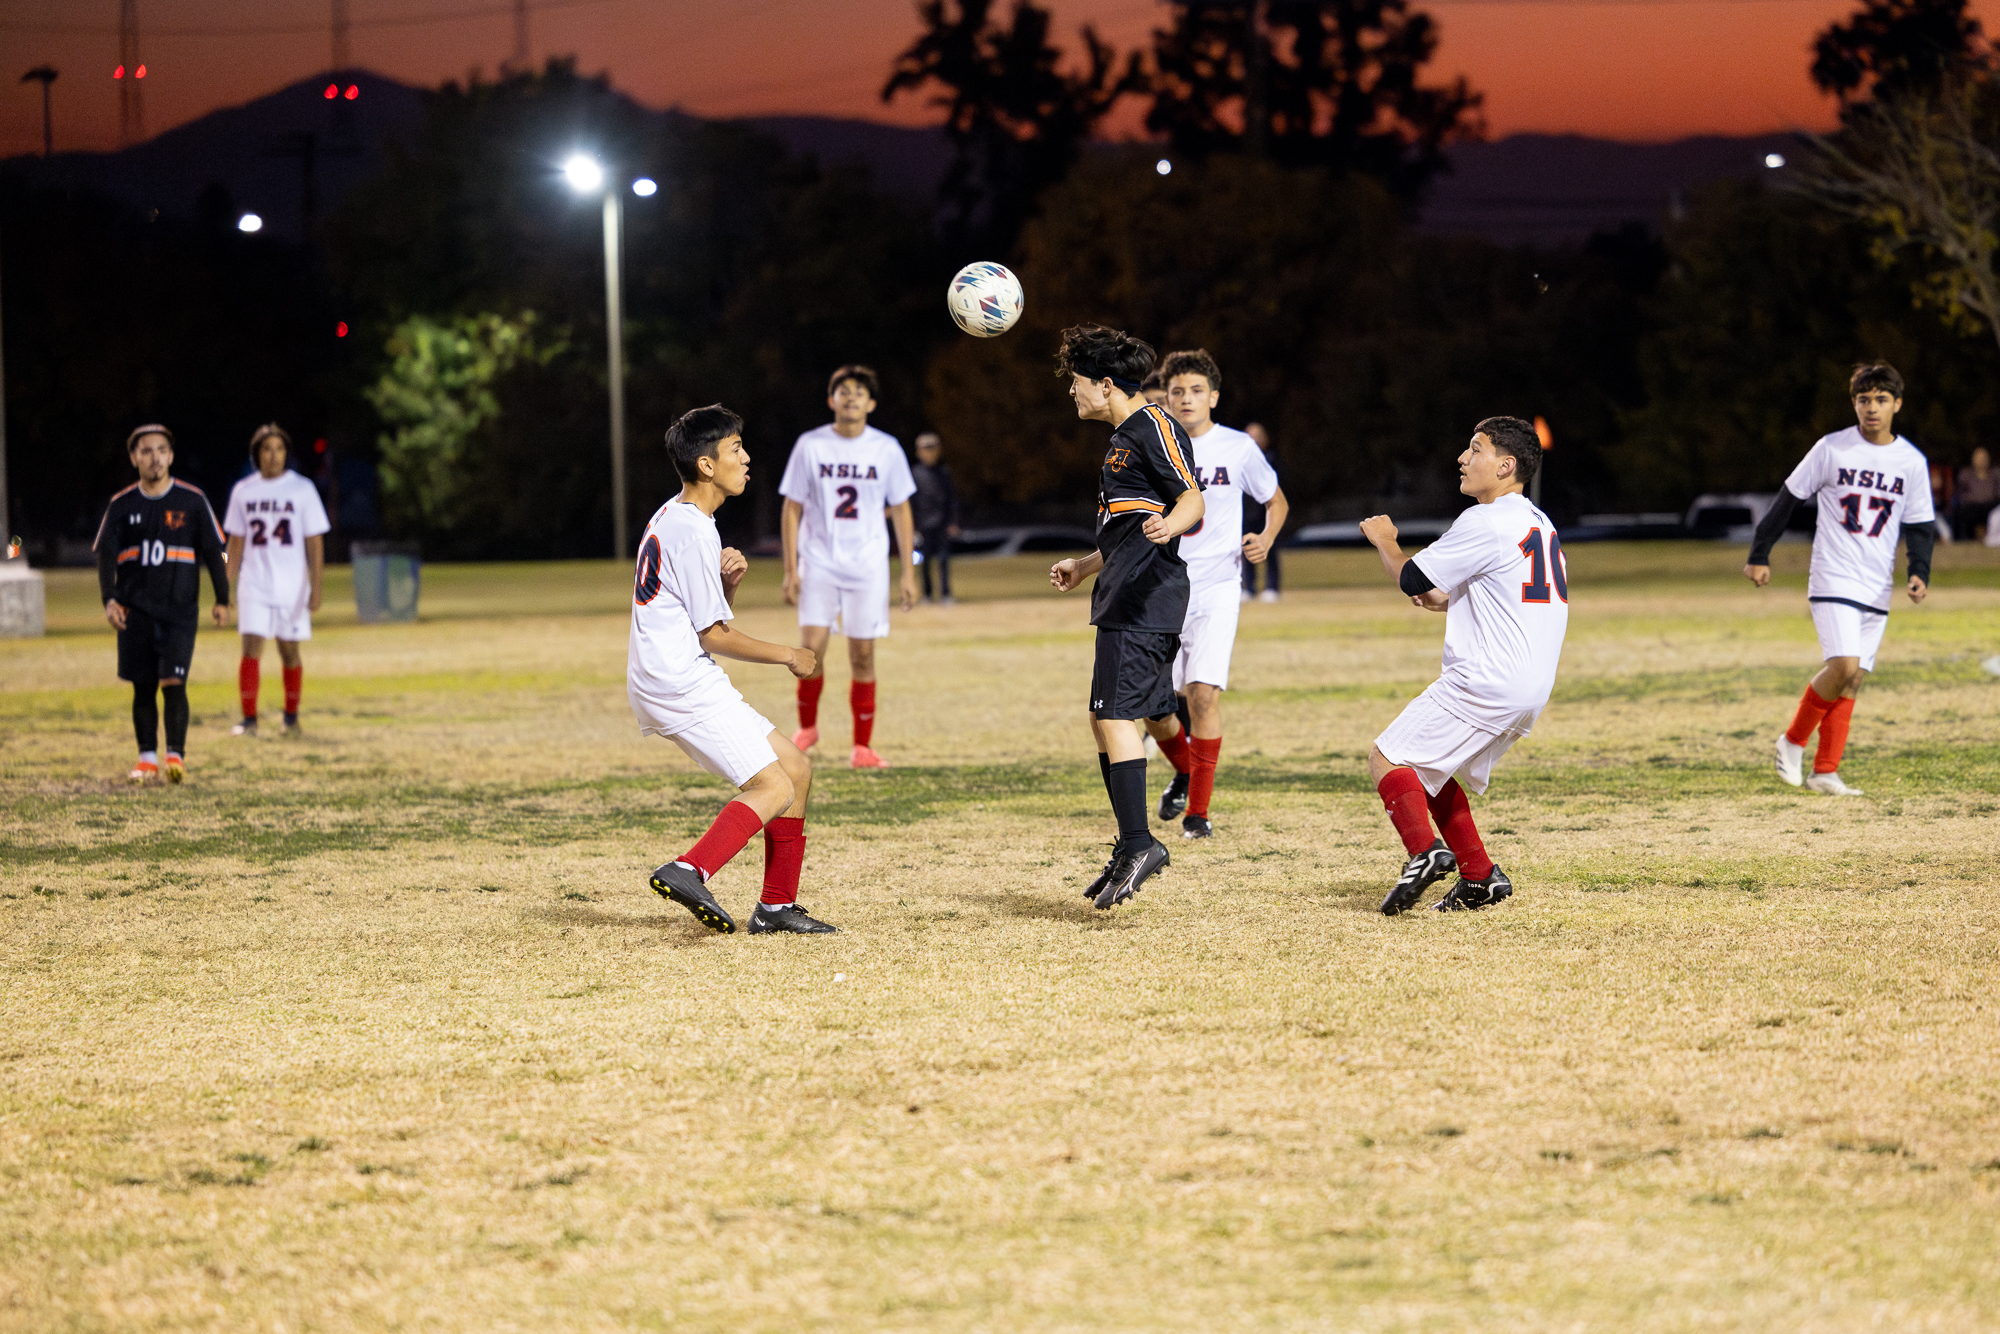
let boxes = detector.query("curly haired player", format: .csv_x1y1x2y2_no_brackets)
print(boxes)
1359,417,1568,914
1048,325,1205,909
1745,363,1935,797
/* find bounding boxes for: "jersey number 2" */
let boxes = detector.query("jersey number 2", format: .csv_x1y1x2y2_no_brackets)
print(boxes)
1518,527,1568,604
1837,493,1894,536
833,485,860,520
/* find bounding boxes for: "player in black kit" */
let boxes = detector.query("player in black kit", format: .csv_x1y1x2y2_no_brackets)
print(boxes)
1049,326,1204,909
94,425,230,783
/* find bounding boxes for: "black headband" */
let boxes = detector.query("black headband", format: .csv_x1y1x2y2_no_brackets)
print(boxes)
1074,364,1145,393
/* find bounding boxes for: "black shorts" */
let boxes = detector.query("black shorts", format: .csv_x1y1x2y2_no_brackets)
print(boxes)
116,607,197,684
1090,628,1180,721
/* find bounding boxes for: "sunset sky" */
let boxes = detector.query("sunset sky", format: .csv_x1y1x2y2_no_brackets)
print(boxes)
4,0,1992,159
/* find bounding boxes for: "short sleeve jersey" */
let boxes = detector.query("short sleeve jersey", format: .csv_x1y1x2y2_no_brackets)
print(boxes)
1411,493,1571,736
92,478,227,625
627,499,746,735
1175,424,1279,594
1092,402,1203,632
224,469,331,610
1782,427,1935,612
778,425,917,587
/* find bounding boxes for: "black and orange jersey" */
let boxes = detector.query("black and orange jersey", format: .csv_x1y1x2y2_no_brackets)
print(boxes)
1092,401,1202,632
93,478,230,625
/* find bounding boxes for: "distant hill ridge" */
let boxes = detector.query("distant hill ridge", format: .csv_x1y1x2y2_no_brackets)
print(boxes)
2,72,1801,248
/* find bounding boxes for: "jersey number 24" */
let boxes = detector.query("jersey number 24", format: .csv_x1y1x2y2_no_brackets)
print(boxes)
248,517,293,546
1518,527,1568,604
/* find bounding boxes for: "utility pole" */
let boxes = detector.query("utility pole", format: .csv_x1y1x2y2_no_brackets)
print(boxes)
332,0,351,72
512,0,530,71
21,67,57,156
117,0,142,146
603,190,627,558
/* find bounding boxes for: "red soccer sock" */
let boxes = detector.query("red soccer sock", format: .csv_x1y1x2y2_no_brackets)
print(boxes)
1376,767,1437,857
1814,697,1856,774
1187,736,1222,817
761,816,807,905
1426,778,1494,881
282,665,303,717
1785,685,1838,746
851,680,877,747
797,675,824,729
237,656,260,721
679,800,766,882
1157,726,1194,776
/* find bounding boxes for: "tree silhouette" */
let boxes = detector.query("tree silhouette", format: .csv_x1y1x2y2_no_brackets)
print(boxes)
1811,0,1989,105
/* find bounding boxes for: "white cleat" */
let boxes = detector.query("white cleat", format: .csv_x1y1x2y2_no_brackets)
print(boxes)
1774,735,1805,787
1805,771,1864,797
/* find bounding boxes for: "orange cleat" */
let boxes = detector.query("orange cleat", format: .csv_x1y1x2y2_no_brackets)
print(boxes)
791,726,819,752
163,753,185,784
850,745,889,770
126,759,160,784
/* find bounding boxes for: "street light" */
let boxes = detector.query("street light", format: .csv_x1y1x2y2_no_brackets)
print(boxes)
237,212,263,233
563,151,634,559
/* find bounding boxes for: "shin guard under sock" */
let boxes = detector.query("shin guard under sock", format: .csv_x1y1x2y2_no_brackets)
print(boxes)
797,675,825,730
1786,685,1837,746
1814,697,1856,774
680,800,766,882
1376,767,1436,857
1426,778,1493,880
761,816,806,905
1107,758,1151,855
851,680,876,747
1187,736,1222,817
282,665,303,718
238,657,260,720
162,685,189,756
132,682,160,754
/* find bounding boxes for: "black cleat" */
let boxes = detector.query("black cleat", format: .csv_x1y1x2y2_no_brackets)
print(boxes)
1158,772,1190,821
1081,845,1117,899
1095,838,1169,910
748,902,837,934
1181,814,1212,840
1381,839,1456,915
649,860,735,933
1436,865,1514,912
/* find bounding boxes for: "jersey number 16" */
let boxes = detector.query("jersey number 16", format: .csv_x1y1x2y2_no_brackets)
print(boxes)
1518,527,1568,604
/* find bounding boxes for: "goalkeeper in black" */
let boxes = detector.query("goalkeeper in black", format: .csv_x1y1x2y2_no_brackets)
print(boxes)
93,424,230,783
1048,325,1204,909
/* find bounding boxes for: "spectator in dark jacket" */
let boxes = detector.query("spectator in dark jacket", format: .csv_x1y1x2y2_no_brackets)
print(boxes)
1955,447,1999,542
912,432,962,603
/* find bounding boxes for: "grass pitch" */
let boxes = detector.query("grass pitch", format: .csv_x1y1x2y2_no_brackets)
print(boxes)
3,541,1999,1332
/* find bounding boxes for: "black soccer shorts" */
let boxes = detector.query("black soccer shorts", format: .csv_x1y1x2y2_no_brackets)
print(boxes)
116,607,197,685
1089,628,1180,722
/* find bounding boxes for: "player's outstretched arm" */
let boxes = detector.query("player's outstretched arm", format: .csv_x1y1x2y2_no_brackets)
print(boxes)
1051,551,1104,592
698,621,817,678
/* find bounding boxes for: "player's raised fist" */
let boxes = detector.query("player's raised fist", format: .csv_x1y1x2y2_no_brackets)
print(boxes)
1743,563,1771,587
1359,515,1398,548
720,547,748,589
787,646,818,679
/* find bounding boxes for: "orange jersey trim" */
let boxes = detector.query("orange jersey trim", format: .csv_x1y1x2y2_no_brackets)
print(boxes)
117,546,141,563
165,546,197,563
1106,497,1166,515
1141,404,1200,494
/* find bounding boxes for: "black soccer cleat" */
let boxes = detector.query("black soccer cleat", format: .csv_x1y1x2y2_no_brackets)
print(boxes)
1435,865,1514,912
1381,839,1456,916
1181,813,1212,840
650,860,736,933
1081,845,1118,900
1158,772,1190,821
1095,838,1170,911
748,902,837,934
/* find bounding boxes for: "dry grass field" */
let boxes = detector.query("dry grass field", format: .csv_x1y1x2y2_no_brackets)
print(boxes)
4,540,1999,1333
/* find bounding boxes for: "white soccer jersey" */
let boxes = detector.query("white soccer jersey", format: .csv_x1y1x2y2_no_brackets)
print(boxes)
779,424,916,587
627,499,746,735
1783,427,1935,611
1410,492,1570,736
223,469,330,609
1176,424,1279,594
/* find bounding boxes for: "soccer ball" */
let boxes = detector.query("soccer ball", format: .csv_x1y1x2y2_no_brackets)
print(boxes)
946,262,1024,338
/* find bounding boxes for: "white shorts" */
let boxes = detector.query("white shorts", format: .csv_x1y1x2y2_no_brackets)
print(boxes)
798,568,889,640
1810,599,1888,671
1375,688,1521,797
238,598,311,641
654,699,781,788
1173,579,1243,692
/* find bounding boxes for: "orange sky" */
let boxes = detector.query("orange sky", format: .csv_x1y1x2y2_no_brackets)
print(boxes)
4,0,1989,158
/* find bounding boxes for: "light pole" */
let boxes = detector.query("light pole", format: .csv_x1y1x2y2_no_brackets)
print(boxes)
21,68,57,157
563,153,655,560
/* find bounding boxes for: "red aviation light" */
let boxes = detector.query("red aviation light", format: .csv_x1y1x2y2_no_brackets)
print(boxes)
344,85,358,100
325,83,339,99
135,64,147,78
335,321,349,338
113,65,124,79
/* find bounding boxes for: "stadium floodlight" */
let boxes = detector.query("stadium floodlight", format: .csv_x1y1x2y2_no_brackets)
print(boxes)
1156,158,1172,176
1764,153,1786,169
632,177,657,197
237,213,263,233
562,153,606,194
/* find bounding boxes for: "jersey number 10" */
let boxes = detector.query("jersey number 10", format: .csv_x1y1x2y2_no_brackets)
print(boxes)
1518,527,1569,604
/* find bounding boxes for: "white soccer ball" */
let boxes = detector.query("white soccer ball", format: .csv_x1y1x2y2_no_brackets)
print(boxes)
946,261,1024,338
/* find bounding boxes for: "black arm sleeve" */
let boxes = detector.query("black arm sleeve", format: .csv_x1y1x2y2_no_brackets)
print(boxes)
1747,487,1803,565
1399,559,1436,597
1902,521,1936,586
98,544,117,605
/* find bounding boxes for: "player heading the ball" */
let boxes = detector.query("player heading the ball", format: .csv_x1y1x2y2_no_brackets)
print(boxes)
780,364,918,770
1744,363,1935,797
632,405,834,935
224,424,329,737
1048,325,1205,910
1360,417,1568,914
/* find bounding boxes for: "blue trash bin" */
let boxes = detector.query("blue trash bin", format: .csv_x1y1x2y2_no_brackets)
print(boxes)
350,541,421,623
